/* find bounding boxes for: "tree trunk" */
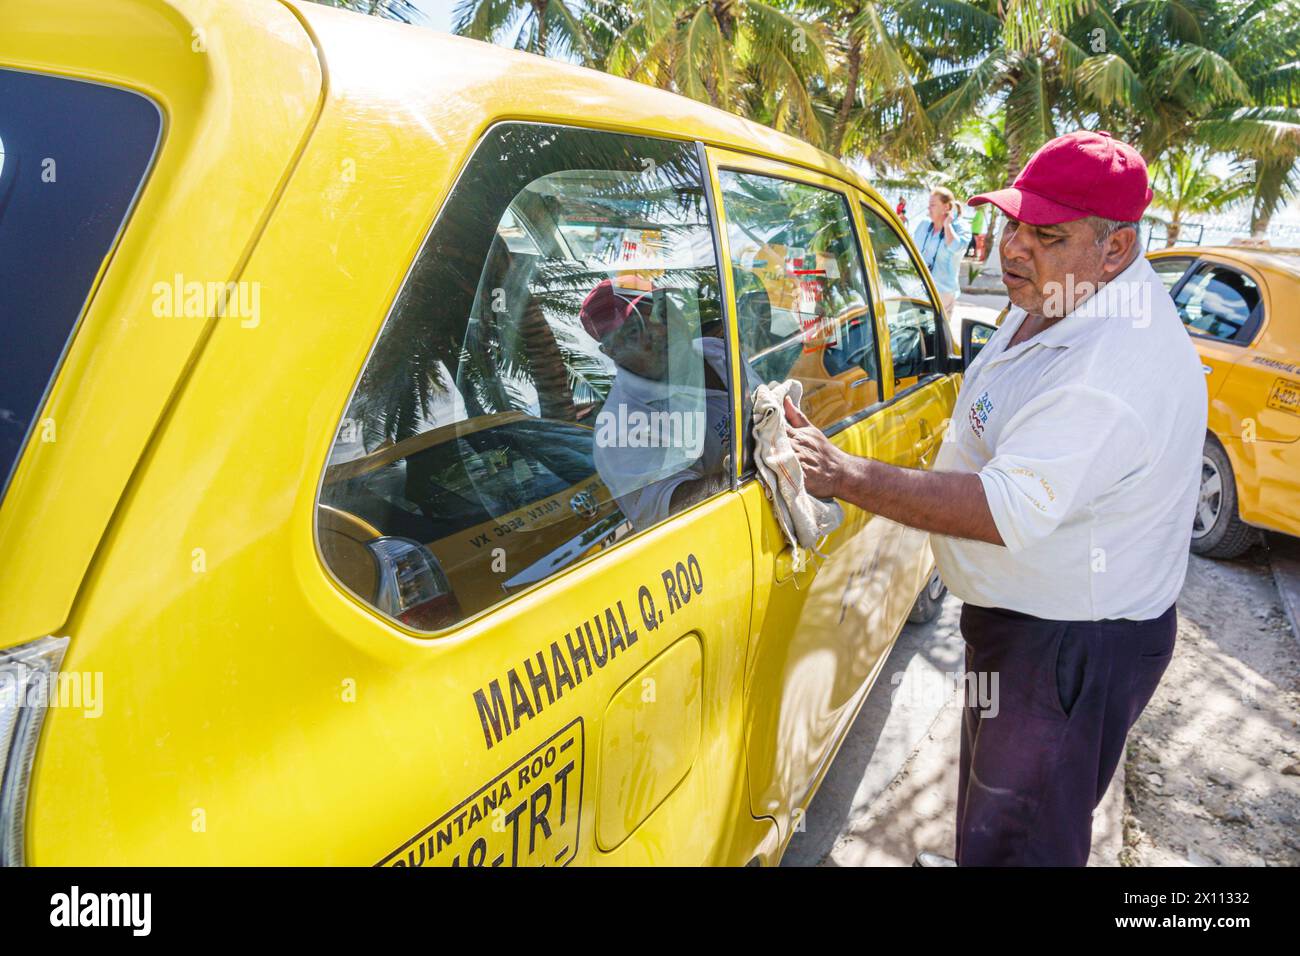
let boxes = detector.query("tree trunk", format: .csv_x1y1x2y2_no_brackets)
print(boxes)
983,209,998,260
832,18,862,158
519,300,576,422
1004,146,1023,189
712,0,736,41
1249,158,1289,238
534,0,549,56
1165,219,1181,247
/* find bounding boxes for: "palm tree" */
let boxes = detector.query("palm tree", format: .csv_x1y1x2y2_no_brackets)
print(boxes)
1198,107,1300,237
800,0,932,163
452,0,592,59
891,1,1298,233
309,0,424,22
895,0,1098,184
602,0,831,146
1068,0,1300,235
582,0,640,67
1148,145,1253,245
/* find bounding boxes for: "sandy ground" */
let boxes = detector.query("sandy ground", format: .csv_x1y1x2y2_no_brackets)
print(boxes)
784,544,1300,867
1122,545,1300,867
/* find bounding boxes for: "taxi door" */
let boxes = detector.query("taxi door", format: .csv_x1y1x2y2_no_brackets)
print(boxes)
704,147,941,843
1166,255,1259,411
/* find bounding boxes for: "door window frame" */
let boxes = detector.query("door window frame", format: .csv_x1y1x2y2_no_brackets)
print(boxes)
1167,257,1267,348
703,147,888,464
856,196,955,408
314,120,748,636
1148,253,1195,294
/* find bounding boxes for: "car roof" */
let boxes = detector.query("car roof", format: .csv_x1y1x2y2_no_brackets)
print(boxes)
1150,245,1300,276
289,0,885,206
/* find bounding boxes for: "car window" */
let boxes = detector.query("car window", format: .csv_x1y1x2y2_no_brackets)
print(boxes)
859,203,947,388
1149,256,1193,293
319,124,733,632
0,69,161,502
717,170,879,442
1172,263,1261,344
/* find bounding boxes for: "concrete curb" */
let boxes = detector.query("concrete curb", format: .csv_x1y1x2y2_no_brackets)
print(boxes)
1266,534,1300,644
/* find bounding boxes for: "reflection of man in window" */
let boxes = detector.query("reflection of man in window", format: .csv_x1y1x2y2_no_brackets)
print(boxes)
580,278,739,531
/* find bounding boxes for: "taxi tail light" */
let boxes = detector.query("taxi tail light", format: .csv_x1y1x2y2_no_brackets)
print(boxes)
366,537,460,630
0,636,69,867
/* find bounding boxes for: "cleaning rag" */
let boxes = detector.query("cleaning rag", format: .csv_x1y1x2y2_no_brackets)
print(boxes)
751,379,844,553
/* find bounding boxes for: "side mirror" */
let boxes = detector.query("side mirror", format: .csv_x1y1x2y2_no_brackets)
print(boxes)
961,319,997,371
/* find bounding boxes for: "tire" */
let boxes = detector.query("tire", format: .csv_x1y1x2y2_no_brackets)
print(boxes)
1190,438,1257,559
908,567,948,624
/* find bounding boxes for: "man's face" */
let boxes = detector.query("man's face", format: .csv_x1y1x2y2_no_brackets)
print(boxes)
599,299,671,379
999,216,1117,318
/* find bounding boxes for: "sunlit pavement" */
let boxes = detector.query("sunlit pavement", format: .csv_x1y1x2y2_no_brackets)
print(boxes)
955,292,1008,326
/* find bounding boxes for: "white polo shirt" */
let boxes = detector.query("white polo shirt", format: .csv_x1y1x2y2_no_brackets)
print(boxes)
930,253,1207,621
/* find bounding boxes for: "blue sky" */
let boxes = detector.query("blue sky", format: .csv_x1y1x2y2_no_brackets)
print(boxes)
411,0,453,32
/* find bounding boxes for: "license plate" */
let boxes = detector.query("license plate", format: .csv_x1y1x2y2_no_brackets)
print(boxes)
1267,377,1300,417
379,718,583,867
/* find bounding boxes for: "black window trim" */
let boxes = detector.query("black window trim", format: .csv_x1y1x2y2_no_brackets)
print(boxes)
0,67,164,507
695,140,743,492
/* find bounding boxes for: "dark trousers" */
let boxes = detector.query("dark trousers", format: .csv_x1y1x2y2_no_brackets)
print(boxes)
955,602,1177,866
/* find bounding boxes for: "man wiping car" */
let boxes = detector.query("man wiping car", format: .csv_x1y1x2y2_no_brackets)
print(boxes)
783,130,1206,866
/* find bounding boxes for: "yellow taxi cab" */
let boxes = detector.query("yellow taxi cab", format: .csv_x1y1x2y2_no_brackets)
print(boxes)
0,0,958,866
1146,246,1300,558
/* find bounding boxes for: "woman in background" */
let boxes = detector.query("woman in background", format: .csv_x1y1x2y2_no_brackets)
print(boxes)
912,187,970,345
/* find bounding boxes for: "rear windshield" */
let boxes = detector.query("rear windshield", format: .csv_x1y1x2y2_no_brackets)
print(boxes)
0,69,161,499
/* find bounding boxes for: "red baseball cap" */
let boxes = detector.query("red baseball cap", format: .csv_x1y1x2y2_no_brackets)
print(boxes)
968,130,1152,225
579,279,650,341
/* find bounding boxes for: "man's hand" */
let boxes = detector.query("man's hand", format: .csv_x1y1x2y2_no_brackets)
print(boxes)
780,394,1005,545
783,396,844,499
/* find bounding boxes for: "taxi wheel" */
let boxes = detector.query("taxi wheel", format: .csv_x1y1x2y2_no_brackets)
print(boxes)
1190,439,1257,559
908,567,948,624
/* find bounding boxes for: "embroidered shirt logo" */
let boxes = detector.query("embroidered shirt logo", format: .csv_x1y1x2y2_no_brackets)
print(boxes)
969,390,993,438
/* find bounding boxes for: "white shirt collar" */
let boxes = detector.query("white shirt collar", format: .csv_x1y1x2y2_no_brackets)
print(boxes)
988,252,1151,364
